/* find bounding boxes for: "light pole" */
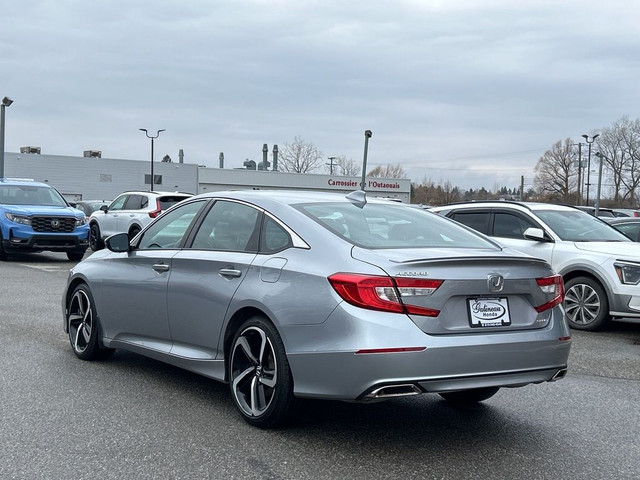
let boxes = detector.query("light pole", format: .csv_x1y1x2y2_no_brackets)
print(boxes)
572,142,584,205
594,152,606,217
139,128,165,192
582,133,599,205
0,96,14,179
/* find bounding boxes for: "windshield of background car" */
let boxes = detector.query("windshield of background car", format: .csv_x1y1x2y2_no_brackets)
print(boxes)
296,202,498,249
535,209,630,242
0,185,67,206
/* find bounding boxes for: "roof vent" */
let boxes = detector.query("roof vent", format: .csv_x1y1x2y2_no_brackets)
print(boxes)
20,146,41,154
83,150,102,158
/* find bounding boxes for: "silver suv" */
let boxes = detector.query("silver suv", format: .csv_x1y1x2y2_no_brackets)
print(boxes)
89,191,191,251
432,201,640,331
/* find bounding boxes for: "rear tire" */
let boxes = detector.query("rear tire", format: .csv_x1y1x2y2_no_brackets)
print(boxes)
439,387,500,405
229,316,296,428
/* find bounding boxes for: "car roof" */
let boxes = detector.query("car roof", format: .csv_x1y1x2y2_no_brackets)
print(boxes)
433,200,580,213
193,189,403,206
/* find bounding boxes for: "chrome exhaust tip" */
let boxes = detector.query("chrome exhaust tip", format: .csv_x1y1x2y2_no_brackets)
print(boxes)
365,384,422,400
550,368,567,381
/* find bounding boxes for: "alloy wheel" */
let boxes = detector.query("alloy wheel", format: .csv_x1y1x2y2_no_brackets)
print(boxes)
68,289,93,354
564,283,601,326
230,326,278,418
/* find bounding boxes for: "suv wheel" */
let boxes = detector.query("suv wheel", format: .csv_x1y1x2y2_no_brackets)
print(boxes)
564,276,610,331
128,226,141,240
89,223,104,251
0,231,8,261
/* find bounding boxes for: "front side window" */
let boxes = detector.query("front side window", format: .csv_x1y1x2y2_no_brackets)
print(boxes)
137,200,207,249
492,212,536,239
296,202,497,249
108,195,127,211
191,200,260,252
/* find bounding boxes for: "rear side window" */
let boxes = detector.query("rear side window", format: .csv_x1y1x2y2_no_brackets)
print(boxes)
450,211,490,235
158,195,190,211
260,216,292,253
124,195,144,210
191,200,260,252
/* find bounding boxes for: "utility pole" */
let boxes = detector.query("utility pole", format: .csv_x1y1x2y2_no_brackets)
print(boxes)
326,156,337,175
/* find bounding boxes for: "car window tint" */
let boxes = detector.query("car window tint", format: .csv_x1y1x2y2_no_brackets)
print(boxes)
261,216,292,253
493,212,535,239
191,200,260,252
450,211,490,234
535,210,629,242
124,195,143,210
296,202,496,249
140,196,149,209
109,195,127,211
159,196,189,210
614,223,640,241
138,200,207,249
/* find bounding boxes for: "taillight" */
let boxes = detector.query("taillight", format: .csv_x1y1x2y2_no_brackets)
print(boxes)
328,273,443,317
148,200,162,218
535,274,564,313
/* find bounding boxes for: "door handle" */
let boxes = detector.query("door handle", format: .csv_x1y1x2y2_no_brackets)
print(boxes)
219,268,242,278
153,263,170,273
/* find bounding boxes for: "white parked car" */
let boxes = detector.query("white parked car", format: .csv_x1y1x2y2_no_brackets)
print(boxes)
89,191,191,250
432,201,640,331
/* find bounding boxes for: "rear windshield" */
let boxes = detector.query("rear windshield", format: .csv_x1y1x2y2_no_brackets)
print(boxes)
0,185,67,206
296,202,498,249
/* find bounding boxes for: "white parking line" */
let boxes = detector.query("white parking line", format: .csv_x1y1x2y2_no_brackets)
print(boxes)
20,264,69,273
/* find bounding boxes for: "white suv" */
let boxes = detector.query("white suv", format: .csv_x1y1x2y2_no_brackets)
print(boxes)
89,191,191,251
432,201,640,331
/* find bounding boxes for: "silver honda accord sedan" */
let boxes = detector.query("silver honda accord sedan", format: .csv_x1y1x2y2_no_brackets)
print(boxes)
62,190,571,428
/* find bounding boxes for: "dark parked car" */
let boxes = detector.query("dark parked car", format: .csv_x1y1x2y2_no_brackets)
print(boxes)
608,217,640,242
62,190,570,428
70,200,110,220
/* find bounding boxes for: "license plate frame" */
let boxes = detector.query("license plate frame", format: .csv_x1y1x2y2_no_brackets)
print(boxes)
467,297,511,328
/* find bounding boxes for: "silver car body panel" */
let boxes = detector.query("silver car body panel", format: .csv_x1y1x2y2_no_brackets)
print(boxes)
63,191,571,402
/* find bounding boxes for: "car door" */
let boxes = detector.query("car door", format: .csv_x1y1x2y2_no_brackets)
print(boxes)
166,199,261,360
489,210,556,264
98,199,208,351
99,194,128,237
117,194,146,233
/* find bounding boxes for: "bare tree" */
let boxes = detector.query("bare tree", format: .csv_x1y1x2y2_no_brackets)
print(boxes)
533,138,577,202
278,136,324,173
366,164,407,179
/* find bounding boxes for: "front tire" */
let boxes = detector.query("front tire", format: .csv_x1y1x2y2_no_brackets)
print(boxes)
229,316,296,428
66,250,86,261
89,223,104,251
67,284,114,360
439,387,500,405
564,276,610,331
0,230,8,261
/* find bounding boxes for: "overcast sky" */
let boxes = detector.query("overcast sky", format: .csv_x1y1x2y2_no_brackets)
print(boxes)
2,0,638,190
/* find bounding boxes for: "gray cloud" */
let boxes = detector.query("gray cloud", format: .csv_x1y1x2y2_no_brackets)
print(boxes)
2,0,639,191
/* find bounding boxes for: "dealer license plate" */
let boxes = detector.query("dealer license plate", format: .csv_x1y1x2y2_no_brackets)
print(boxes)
467,297,511,327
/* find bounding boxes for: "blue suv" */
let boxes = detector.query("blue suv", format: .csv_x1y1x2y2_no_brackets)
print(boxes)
0,178,89,261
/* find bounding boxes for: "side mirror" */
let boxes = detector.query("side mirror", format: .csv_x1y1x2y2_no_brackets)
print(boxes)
105,233,131,253
523,227,546,242
100,205,108,213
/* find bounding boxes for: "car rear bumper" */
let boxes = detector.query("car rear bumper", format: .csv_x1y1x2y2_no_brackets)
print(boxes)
284,304,571,401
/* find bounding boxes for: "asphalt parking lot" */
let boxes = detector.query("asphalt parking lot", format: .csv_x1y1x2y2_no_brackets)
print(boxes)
1,251,639,479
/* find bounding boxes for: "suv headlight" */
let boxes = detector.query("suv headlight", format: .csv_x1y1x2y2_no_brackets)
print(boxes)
614,262,640,285
75,217,86,226
5,212,32,226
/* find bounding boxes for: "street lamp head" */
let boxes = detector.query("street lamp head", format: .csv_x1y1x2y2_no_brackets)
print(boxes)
582,134,588,140
593,133,600,140
139,128,148,133
2,97,13,107
158,129,166,134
